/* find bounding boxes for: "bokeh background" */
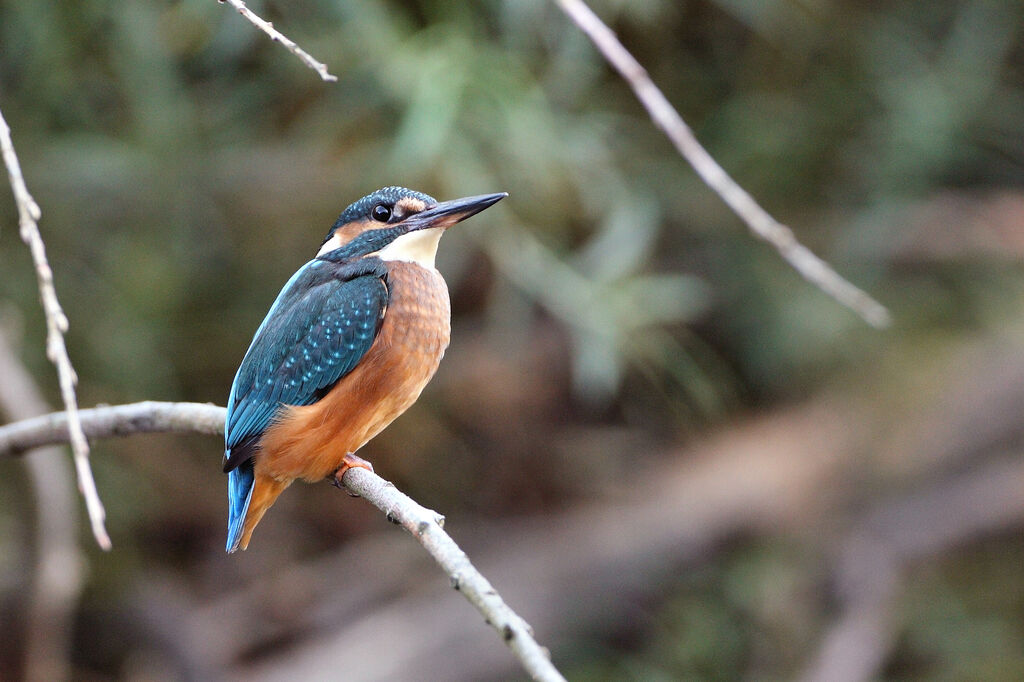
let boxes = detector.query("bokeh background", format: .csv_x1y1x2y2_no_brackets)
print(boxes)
2,0,1024,680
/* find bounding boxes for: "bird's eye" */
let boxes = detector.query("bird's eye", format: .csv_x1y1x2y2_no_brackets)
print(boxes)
371,204,392,222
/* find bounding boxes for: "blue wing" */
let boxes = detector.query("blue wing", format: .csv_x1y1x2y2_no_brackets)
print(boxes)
224,256,389,551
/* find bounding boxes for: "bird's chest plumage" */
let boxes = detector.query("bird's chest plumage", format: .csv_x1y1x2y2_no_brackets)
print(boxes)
378,261,452,361
257,261,450,482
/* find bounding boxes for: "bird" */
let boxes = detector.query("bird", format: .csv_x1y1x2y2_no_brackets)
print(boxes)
223,186,506,552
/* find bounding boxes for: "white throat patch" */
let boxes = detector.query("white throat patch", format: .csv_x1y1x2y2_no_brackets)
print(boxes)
317,233,343,256
374,227,444,268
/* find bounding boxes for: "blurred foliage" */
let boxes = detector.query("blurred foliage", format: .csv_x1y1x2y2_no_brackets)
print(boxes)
564,540,817,681
1,0,1023,679
889,534,1024,681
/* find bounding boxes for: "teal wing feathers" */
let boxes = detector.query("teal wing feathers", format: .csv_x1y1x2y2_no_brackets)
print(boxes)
223,256,388,552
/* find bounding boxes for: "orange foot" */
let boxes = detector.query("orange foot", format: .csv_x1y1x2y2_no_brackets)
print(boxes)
332,453,374,494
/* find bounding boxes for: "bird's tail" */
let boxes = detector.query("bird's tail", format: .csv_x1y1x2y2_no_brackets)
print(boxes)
226,461,290,552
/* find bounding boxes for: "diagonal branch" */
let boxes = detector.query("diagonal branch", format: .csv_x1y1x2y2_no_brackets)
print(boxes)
340,467,565,682
551,0,891,328
0,105,111,550
0,401,567,682
219,0,338,82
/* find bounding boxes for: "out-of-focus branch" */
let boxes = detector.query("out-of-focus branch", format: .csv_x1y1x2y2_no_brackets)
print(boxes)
219,0,338,82
0,326,84,682
800,457,1024,682
0,105,110,550
0,401,567,682
551,0,891,328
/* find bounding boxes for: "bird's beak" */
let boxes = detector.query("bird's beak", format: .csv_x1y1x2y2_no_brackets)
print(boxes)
405,192,508,232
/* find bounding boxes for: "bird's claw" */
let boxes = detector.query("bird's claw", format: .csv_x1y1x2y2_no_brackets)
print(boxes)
332,453,374,496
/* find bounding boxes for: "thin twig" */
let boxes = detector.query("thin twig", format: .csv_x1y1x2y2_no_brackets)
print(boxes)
0,401,567,682
219,0,338,82
0,106,111,550
551,0,890,328
340,467,566,682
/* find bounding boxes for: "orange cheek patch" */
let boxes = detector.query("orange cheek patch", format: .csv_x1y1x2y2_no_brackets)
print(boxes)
395,197,428,218
318,221,372,256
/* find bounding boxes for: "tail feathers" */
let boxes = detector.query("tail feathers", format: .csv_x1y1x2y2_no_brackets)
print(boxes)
226,460,255,552
226,460,291,553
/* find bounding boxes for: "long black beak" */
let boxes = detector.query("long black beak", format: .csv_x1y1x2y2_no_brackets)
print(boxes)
405,192,507,232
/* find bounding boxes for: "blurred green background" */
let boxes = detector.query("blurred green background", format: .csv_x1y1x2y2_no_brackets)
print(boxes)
2,0,1023,680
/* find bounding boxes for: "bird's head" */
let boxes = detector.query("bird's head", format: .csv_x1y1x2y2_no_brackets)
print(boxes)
317,186,507,267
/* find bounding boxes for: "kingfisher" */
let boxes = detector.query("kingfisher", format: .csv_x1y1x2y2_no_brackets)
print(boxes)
223,186,506,552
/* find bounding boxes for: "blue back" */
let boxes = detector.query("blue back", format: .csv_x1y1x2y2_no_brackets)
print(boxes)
224,256,389,551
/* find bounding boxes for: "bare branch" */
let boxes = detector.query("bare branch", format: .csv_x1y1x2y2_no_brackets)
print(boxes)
0,401,225,456
340,467,566,682
0,106,111,550
219,0,338,82
0,401,567,682
551,0,891,328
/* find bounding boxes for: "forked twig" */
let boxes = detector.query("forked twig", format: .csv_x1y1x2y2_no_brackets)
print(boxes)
551,0,891,328
0,106,111,550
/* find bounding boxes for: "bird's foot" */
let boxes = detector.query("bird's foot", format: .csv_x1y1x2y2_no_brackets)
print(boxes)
332,453,374,496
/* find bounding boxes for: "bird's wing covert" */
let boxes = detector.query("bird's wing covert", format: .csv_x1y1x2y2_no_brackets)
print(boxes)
223,257,389,472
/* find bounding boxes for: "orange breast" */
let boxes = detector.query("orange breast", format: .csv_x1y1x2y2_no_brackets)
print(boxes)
255,261,451,483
